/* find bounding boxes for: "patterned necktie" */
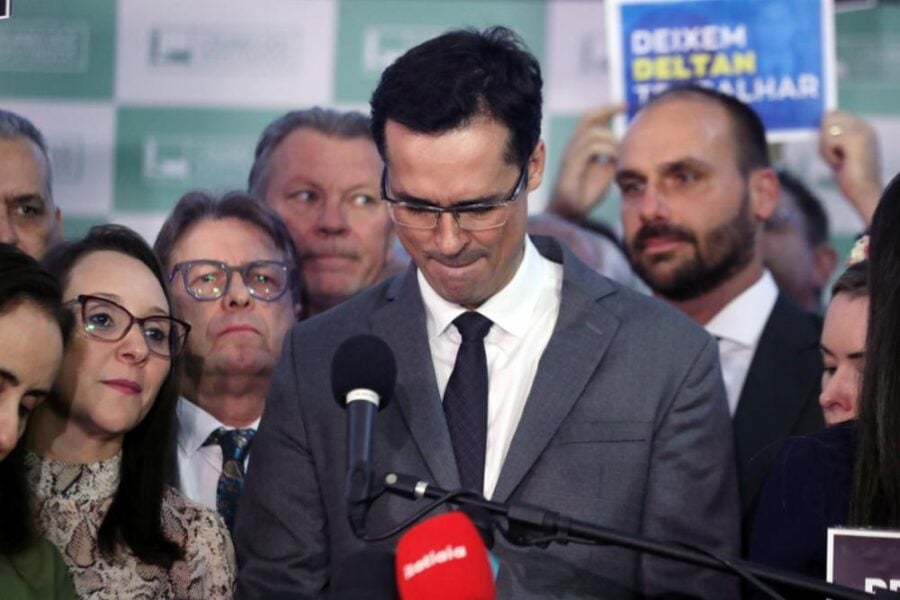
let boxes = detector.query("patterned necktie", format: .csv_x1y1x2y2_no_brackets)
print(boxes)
203,427,256,532
443,311,493,495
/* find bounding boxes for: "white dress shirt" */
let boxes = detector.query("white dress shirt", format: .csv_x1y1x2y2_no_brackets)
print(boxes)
419,237,563,500
176,396,260,510
704,270,779,416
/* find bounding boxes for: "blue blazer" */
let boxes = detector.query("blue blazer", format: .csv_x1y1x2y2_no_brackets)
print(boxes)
750,420,855,582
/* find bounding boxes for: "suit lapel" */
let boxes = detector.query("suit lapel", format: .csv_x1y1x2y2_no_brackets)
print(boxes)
492,241,619,502
371,267,461,490
733,295,822,511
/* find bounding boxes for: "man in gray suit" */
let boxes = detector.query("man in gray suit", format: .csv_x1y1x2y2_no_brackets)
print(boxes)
235,27,739,599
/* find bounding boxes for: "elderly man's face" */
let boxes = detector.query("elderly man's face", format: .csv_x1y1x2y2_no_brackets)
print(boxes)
262,129,393,314
0,137,60,258
167,217,297,381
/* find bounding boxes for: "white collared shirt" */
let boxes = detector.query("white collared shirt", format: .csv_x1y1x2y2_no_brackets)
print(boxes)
175,396,260,510
419,237,563,500
704,271,779,416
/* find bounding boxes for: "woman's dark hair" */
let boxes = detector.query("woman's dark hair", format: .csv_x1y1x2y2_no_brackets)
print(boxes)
0,243,71,555
850,175,900,527
370,26,542,167
830,260,868,300
42,225,184,567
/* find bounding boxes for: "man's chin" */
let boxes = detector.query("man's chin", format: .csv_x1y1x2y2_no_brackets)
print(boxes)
209,349,276,376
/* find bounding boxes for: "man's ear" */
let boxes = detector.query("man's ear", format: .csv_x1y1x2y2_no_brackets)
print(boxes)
526,139,547,192
749,168,779,221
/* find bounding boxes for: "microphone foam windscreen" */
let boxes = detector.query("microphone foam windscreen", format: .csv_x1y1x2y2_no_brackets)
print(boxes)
331,334,397,410
395,511,496,600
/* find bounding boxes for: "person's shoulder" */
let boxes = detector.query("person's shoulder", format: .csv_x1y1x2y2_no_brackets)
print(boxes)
776,421,856,475
161,487,231,547
161,489,236,596
2,537,77,599
543,234,713,349
769,293,823,340
293,272,402,340
586,272,710,344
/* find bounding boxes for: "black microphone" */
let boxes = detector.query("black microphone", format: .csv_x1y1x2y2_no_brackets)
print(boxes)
332,334,397,537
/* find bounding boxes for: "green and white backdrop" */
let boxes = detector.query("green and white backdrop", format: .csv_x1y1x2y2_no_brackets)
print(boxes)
0,0,897,257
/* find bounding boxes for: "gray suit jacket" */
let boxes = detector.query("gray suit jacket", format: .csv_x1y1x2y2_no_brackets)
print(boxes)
234,237,740,599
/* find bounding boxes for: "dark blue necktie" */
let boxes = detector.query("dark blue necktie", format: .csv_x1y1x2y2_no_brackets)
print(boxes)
203,427,256,532
443,312,493,495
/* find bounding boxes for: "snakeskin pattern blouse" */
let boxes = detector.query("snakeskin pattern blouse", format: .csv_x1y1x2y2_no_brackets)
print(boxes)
24,452,235,599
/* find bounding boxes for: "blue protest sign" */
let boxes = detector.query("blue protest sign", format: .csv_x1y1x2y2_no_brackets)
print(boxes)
606,0,836,140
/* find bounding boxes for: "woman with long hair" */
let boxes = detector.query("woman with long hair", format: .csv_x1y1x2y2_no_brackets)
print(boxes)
24,225,234,598
0,243,75,598
750,173,900,586
850,173,900,527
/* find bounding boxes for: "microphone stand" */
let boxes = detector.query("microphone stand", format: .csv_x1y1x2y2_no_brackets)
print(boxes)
380,472,878,600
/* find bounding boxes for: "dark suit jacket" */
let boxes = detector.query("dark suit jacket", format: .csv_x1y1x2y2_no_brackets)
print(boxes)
734,295,825,535
234,237,740,599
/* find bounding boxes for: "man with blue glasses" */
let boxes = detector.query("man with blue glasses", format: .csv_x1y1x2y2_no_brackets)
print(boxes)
153,191,301,533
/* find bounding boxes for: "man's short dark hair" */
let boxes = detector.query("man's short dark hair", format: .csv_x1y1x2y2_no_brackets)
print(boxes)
645,85,770,176
370,26,542,167
776,169,830,247
248,107,372,199
0,108,53,200
153,190,302,305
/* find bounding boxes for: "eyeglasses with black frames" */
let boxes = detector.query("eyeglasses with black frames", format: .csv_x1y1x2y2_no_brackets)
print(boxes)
169,260,292,302
67,295,190,359
380,163,528,231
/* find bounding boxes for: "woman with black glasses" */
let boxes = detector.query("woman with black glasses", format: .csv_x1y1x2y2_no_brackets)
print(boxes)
23,225,234,599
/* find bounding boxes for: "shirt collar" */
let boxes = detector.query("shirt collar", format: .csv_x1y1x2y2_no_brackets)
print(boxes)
419,237,549,340
176,396,261,455
705,270,779,348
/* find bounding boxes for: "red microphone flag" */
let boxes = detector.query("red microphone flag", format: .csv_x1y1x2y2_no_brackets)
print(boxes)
395,511,496,600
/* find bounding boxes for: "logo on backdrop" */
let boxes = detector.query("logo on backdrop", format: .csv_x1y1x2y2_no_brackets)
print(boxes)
361,25,441,77
141,133,254,185
0,1,10,20
147,26,303,74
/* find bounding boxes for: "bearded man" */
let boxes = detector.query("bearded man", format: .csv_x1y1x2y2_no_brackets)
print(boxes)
615,86,824,547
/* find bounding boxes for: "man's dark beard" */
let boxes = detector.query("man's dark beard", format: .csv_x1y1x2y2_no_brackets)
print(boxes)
628,196,756,302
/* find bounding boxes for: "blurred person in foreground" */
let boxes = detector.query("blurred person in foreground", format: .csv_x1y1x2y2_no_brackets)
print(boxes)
249,108,402,319
763,110,881,312
0,109,62,258
154,191,300,532
750,173,898,587
25,225,234,598
0,243,75,598
235,26,738,599
762,171,837,313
